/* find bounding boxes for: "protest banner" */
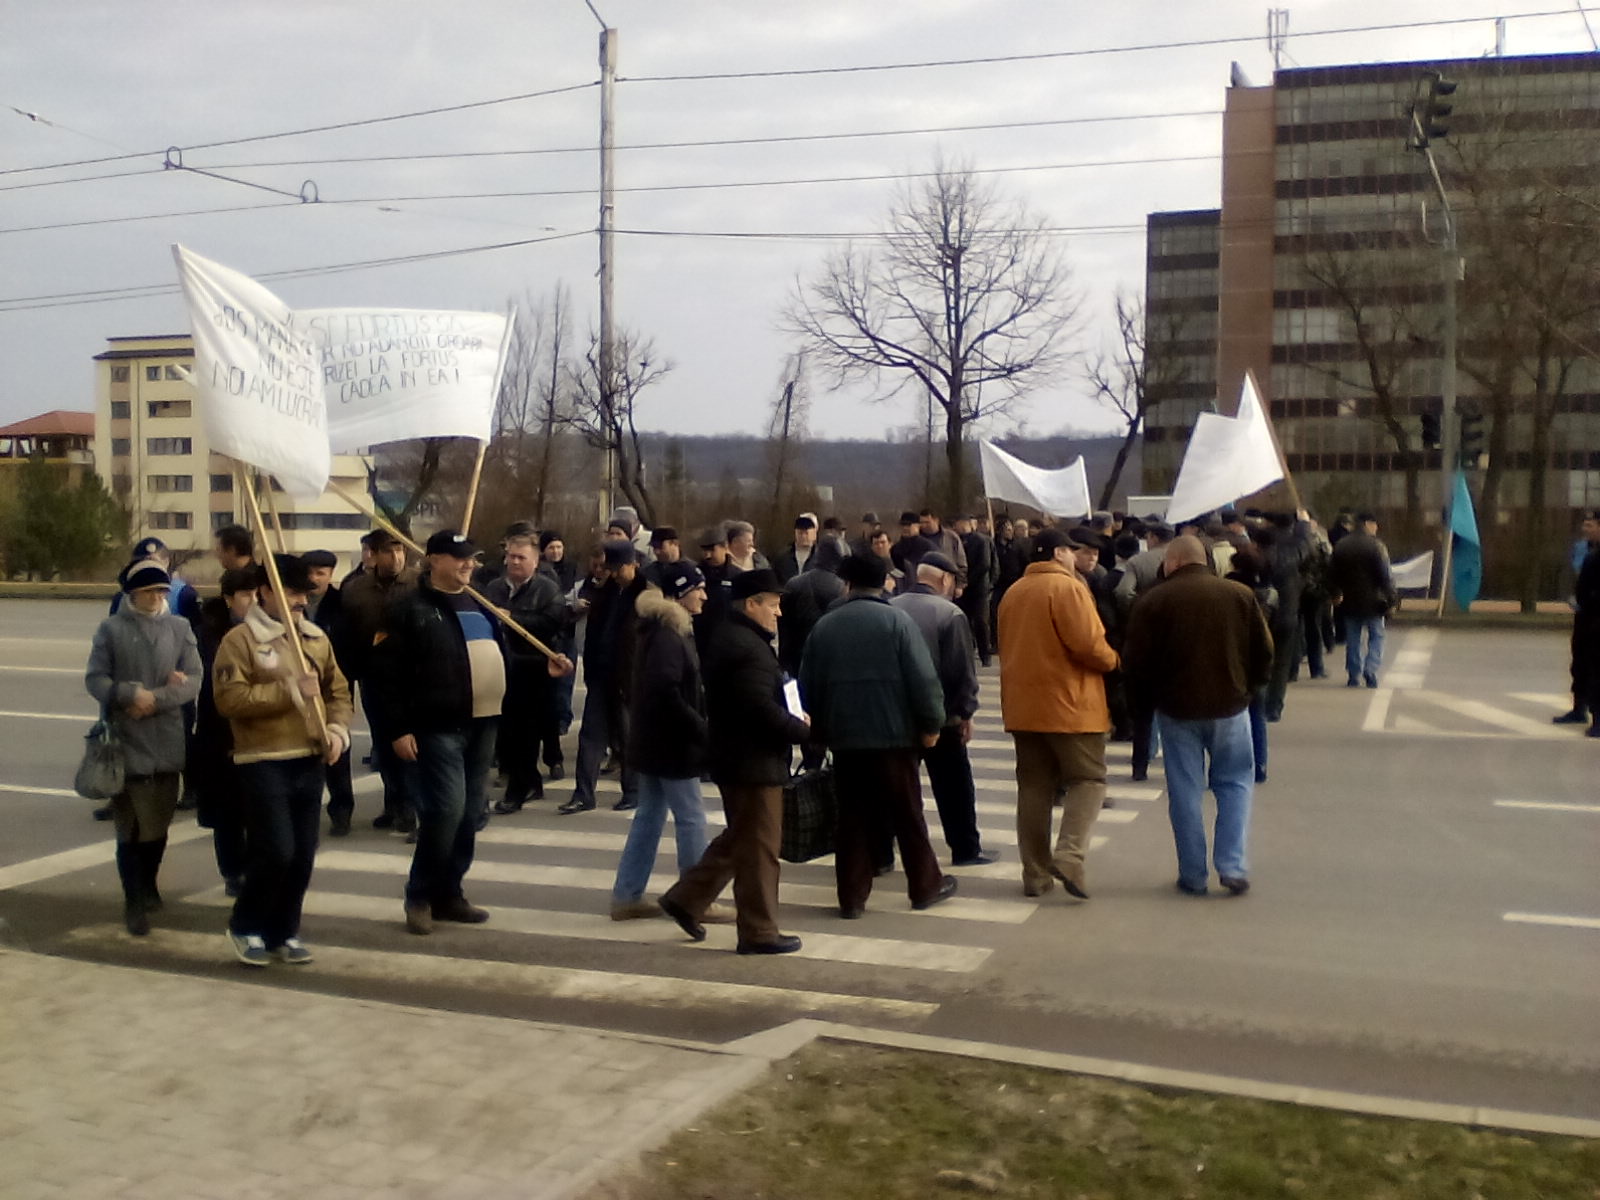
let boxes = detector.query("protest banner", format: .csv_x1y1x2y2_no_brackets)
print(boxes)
173,245,329,500
979,440,1092,518
301,307,514,454
1165,372,1289,525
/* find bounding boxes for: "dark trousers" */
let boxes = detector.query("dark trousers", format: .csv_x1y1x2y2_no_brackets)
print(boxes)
664,782,784,945
406,718,497,906
572,680,638,808
230,757,324,949
1248,688,1269,774
1130,696,1156,777
195,752,248,884
323,744,355,823
361,686,415,823
1263,618,1302,721
1571,618,1599,712
500,664,557,803
833,748,943,912
920,727,982,862
554,632,577,733
1299,605,1327,678
961,588,993,663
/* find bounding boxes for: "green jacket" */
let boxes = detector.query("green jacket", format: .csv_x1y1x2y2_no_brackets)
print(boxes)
798,593,945,751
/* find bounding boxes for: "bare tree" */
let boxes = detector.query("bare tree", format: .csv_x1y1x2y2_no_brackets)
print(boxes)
1085,290,1200,510
487,285,573,528
788,160,1079,511
765,351,814,536
563,326,671,528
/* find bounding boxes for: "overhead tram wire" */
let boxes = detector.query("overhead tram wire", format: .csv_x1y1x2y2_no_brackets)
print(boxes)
0,79,599,179
617,10,1578,82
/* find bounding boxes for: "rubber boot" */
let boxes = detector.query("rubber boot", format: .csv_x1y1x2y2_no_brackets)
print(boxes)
139,838,168,913
116,842,149,936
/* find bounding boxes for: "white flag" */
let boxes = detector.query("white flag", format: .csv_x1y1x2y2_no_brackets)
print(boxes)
173,245,329,500
302,308,514,452
979,441,1092,518
1165,373,1284,525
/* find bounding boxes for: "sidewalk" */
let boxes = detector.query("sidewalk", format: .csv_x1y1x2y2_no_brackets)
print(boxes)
0,949,768,1200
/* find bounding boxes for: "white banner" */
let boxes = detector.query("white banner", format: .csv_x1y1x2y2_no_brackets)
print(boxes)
302,308,514,452
1165,373,1284,526
1391,550,1434,590
173,245,329,500
979,440,1092,518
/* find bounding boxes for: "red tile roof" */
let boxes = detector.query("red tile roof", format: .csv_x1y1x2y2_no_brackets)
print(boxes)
0,410,95,438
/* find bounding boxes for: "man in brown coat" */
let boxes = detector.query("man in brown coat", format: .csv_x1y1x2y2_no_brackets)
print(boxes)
996,527,1120,899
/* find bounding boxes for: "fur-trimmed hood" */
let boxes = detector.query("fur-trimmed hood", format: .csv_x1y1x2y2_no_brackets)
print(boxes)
634,584,692,637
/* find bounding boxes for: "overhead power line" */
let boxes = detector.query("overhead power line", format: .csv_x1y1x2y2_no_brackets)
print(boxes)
619,10,1577,82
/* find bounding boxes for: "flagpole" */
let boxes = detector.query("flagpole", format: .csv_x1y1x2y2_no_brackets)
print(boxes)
235,461,329,746
459,304,519,538
323,478,563,663
460,439,488,534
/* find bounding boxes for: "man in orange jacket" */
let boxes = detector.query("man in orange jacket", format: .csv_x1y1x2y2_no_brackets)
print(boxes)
996,527,1120,899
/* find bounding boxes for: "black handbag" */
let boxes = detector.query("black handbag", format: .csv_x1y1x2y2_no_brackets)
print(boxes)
780,760,837,864
73,703,126,801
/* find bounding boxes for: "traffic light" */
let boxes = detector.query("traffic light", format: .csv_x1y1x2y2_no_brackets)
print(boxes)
1420,411,1441,450
1408,71,1457,151
1459,403,1485,467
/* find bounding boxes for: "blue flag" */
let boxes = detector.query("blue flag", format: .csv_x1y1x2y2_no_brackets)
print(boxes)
1449,469,1482,610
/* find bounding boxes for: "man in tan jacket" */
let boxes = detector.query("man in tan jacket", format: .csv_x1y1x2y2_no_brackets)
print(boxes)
214,554,353,967
996,527,1119,900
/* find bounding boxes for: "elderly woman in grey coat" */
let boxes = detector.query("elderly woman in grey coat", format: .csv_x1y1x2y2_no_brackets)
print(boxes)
85,559,202,934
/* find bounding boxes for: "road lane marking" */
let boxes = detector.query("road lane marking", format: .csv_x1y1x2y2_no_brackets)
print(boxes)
1503,912,1600,931
311,849,1038,926
0,825,208,891
0,782,79,798
1412,691,1569,738
63,924,940,1019
1361,688,1393,733
0,665,80,674
1494,800,1600,814
0,710,92,722
1508,692,1574,709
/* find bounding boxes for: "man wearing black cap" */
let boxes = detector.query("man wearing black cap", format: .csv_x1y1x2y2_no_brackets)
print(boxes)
485,533,569,813
368,531,506,935
214,554,354,965
695,526,736,655
336,528,419,832
800,552,954,918
918,509,969,591
560,539,646,815
642,526,683,591
892,552,994,867
302,549,355,836
659,567,811,954
777,536,846,678
773,513,819,584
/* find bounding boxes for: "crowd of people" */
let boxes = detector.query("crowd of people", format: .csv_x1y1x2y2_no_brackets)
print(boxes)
89,499,1598,965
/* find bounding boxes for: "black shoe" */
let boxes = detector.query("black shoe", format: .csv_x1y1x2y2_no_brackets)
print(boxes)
92,805,113,822
492,797,525,815
1588,723,1600,739
1219,875,1251,896
224,875,244,898
1553,708,1589,725
433,896,490,924
1347,677,1361,688
546,763,565,781
1364,673,1379,689
1310,670,1328,680
395,813,417,835
1130,768,1148,783
839,906,865,920
328,814,351,837
558,796,596,815
1254,768,1268,784
912,875,959,910
658,895,705,942
872,862,894,878
612,797,637,812
737,935,802,955
372,812,396,830
124,901,150,937
1175,879,1208,896
1047,866,1089,900
952,851,999,867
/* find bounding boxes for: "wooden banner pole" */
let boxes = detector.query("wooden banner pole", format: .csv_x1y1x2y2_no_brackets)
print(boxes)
324,478,561,662
235,463,329,745
460,439,489,535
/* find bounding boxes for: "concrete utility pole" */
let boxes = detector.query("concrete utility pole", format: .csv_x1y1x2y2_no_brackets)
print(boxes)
597,23,618,526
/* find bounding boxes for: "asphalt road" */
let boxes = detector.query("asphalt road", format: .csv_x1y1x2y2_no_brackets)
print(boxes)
2,598,1596,1120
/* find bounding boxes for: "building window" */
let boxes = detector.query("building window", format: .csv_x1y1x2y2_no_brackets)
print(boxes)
145,366,161,382
164,364,187,381
210,473,234,493
110,366,130,383
147,474,194,493
148,511,194,531
210,511,236,532
146,437,192,455
147,400,192,418
274,512,366,531
111,438,131,457
109,401,130,420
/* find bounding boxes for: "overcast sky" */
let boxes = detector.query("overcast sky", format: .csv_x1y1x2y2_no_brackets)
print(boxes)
3,1,1595,442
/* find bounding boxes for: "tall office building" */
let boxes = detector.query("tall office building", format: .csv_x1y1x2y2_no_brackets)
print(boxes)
92,334,369,574
1144,50,1600,592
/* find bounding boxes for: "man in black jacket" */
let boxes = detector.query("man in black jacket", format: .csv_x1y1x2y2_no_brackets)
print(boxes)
486,534,569,814
303,549,357,835
954,515,997,666
1554,510,1600,735
369,531,521,935
1326,513,1396,689
695,526,736,655
659,569,810,955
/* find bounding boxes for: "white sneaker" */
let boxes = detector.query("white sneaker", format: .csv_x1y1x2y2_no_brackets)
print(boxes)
273,938,313,965
227,930,269,967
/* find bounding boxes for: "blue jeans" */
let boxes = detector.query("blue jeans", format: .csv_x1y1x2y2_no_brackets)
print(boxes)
611,773,708,903
406,718,497,906
1157,710,1254,889
1344,614,1385,681
571,681,638,809
231,756,324,947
